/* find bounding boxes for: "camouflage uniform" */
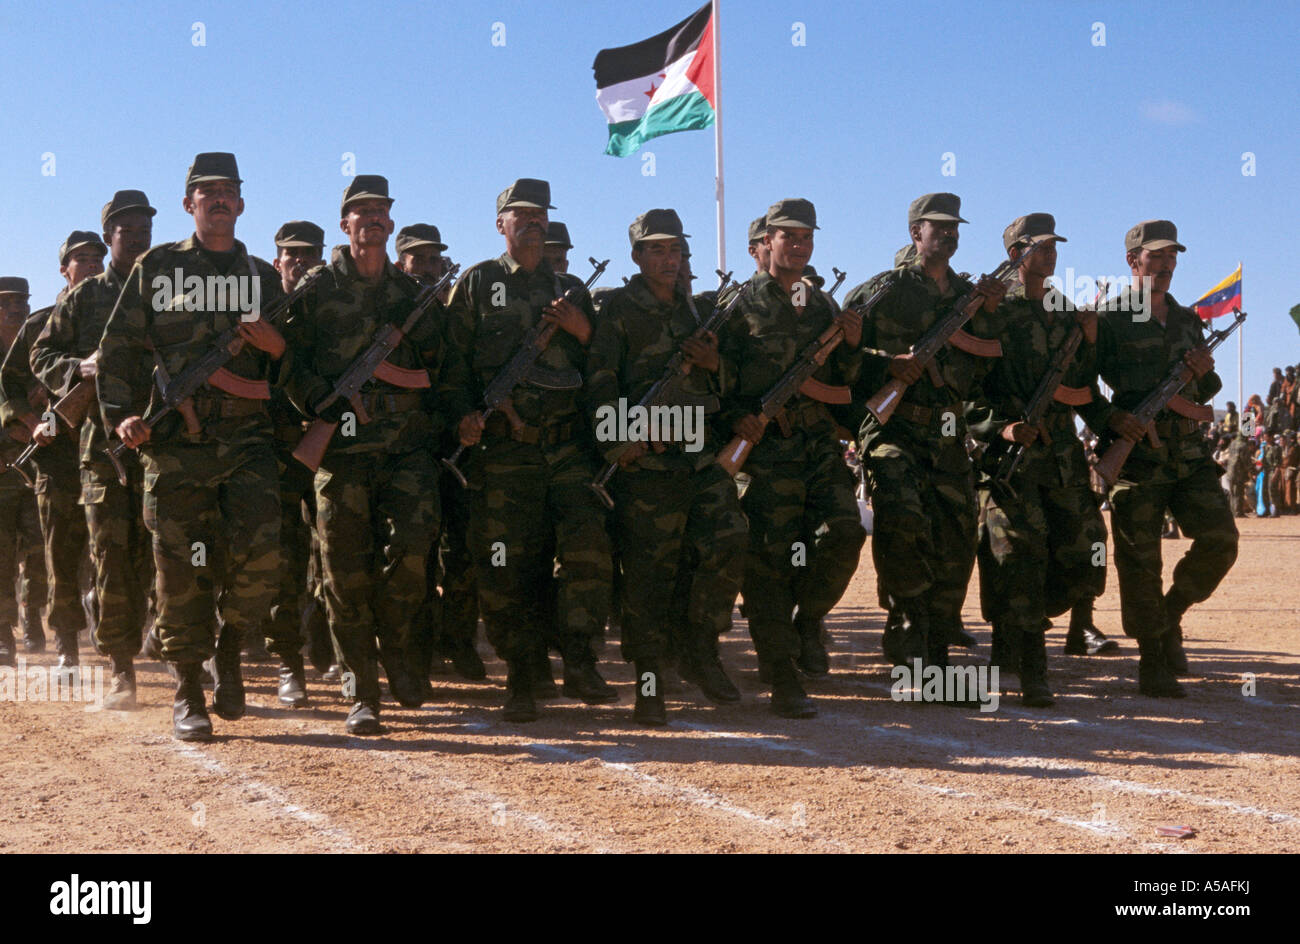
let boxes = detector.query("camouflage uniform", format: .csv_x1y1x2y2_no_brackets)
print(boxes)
719,270,864,666
0,339,46,657
283,247,468,706
97,237,285,664
31,265,154,661
266,384,316,658
1076,288,1238,644
1225,433,1255,516
0,306,91,658
585,274,747,669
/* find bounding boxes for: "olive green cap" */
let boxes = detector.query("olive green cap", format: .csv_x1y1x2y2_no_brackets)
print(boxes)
1125,219,1186,252
0,276,30,296
341,175,394,215
274,220,326,249
765,198,818,230
1002,212,1066,251
544,222,573,249
747,215,768,243
628,208,688,246
186,152,242,190
395,223,447,253
908,192,968,225
496,178,555,213
101,189,156,227
59,230,107,265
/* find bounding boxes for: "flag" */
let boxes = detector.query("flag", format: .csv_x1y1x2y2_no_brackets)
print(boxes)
1192,263,1242,320
593,3,716,157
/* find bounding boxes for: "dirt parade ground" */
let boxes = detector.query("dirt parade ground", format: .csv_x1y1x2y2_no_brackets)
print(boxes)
1,515,1296,855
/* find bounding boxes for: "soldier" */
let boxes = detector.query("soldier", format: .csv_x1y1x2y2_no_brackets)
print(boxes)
98,152,287,740
543,222,573,274
1281,429,1299,513
0,278,47,666
747,216,770,273
395,224,448,284
446,177,616,722
283,176,469,735
1076,220,1238,697
719,198,865,718
586,209,747,724
965,214,1109,706
0,232,103,671
30,194,158,708
845,193,1006,687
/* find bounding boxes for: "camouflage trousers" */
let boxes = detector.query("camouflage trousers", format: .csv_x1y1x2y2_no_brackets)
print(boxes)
613,464,747,665
469,447,611,665
1227,461,1254,515
81,458,153,658
0,481,45,631
1108,455,1238,640
141,442,280,663
865,444,976,636
34,462,90,650
315,448,438,702
977,471,1107,636
413,467,478,668
264,445,317,658
740,442,865,664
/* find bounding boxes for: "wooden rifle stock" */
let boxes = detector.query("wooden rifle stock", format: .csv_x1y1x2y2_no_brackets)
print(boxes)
292,418,340,473
1093,437,1134,488
52,378,98,427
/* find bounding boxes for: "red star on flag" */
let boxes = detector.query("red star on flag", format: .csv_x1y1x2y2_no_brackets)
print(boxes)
644,72,667,98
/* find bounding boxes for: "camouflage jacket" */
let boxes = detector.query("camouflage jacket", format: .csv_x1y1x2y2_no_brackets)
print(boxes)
717,269,856,468
98,235,286,450
585,274,728,472
1076,290,1222,467
1,304,82,482
965,283,1097,487
282,247,469,457
1261,442,1281,471
847,261,999,473
443,252,597,466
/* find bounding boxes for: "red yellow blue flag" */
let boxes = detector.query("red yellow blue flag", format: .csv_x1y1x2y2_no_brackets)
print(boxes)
1192,263,1242,320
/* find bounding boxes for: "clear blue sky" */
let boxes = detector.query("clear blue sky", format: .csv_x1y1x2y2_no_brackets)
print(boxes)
1,0,1295,403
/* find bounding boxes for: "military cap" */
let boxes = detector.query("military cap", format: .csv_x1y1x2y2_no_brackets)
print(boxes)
679,235,692,258
185,152,242,190
395,223,447,254
1125,219,1186,252
629,208,688,246
0,276,30,296
908,192,968,225
59,230,108,265
496,178,555,213
341,175,394,215
101,189,156,227
275,220,326,249
544,222,573,249
747,215,768,243
765,198,819,230
1003,213,1067,251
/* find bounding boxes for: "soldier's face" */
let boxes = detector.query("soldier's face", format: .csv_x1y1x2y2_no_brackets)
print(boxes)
184,180,244,238
633,238,681,292
1012,238,1058,279
0,295,30,339
275,245,324,291
398,245,443,283
766,227,813,272
105,211,153,272
60,247,105,288
748,240,771,272
542,245,569,273
342,199,395,249
1129,246,1178,294
497,207,548,255
914,219,959,261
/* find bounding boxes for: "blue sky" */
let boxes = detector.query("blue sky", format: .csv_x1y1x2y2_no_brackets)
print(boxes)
1,0,1295,403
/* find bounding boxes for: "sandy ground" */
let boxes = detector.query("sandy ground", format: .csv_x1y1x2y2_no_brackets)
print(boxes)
1,516,1296,855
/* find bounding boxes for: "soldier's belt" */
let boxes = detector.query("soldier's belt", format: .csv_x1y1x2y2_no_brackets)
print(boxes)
484,412,576,447
774,398,833,437
359,391,425,415
892,402,934,426
192,394,270,420
1152,414,1200,439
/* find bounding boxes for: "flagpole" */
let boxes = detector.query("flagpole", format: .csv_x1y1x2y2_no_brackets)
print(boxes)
712,0,726,275
1237,261,1243,410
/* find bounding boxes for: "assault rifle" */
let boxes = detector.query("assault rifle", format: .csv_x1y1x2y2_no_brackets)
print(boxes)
441,257,608,487
1093,308,1246,487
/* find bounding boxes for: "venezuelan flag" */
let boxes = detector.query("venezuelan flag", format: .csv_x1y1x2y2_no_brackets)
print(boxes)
1192,263,1242,320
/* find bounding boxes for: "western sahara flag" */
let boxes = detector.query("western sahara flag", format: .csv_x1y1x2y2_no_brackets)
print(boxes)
593,3,716,157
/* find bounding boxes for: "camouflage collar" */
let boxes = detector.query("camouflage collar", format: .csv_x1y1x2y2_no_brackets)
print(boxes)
624,273,685,311
498,252,554,279
176,233,251,260
904,260,964,288
332,244,401,284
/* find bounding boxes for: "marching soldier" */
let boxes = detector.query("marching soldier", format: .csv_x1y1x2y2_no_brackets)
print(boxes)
1076,220,1238,696
585,209,747,724
719,198,866,718
98,152,287,740
543,222,573,274
446,178,616,722
30,193,158,708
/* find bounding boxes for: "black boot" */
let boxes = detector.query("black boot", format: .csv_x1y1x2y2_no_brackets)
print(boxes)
561,643,618,704
172,662,213,741
241,632,273,662
1138,636,1186,698
211,626,246,721
55,633,80,671
989,621,1021,673
1064,598,1119,655
880,606,905,665
769,658,817,719
277,651,310,708
503,661,539,722
684,635,740,704
346,700,383,735
794,612,830,677
21,606,44,653
633,661,667,726
947,623,978,649
1162,589,1191,676
532,647,559,699
103,651,137,711
449,640,487,681
385,659,427,708
890,595,929,667
1019,632,1055,707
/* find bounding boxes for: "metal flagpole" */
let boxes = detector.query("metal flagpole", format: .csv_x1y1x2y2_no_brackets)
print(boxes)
1237,261,1244,410
712,0,726,274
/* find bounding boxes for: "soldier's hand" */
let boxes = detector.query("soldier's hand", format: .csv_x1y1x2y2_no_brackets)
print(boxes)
1184,345,1214,379
681,332,719,372
888,353,924,384
734,414,767,444
458,412,485,447
78,351,99,378
836,307,863,348
32,416,56,446
1000,422,1039,446
1108,410,1145,444
239,318,287,359
1073,308,1098,344
618,440,649,468
117,416,150,449
542,297,592,345
976,274,1008,313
